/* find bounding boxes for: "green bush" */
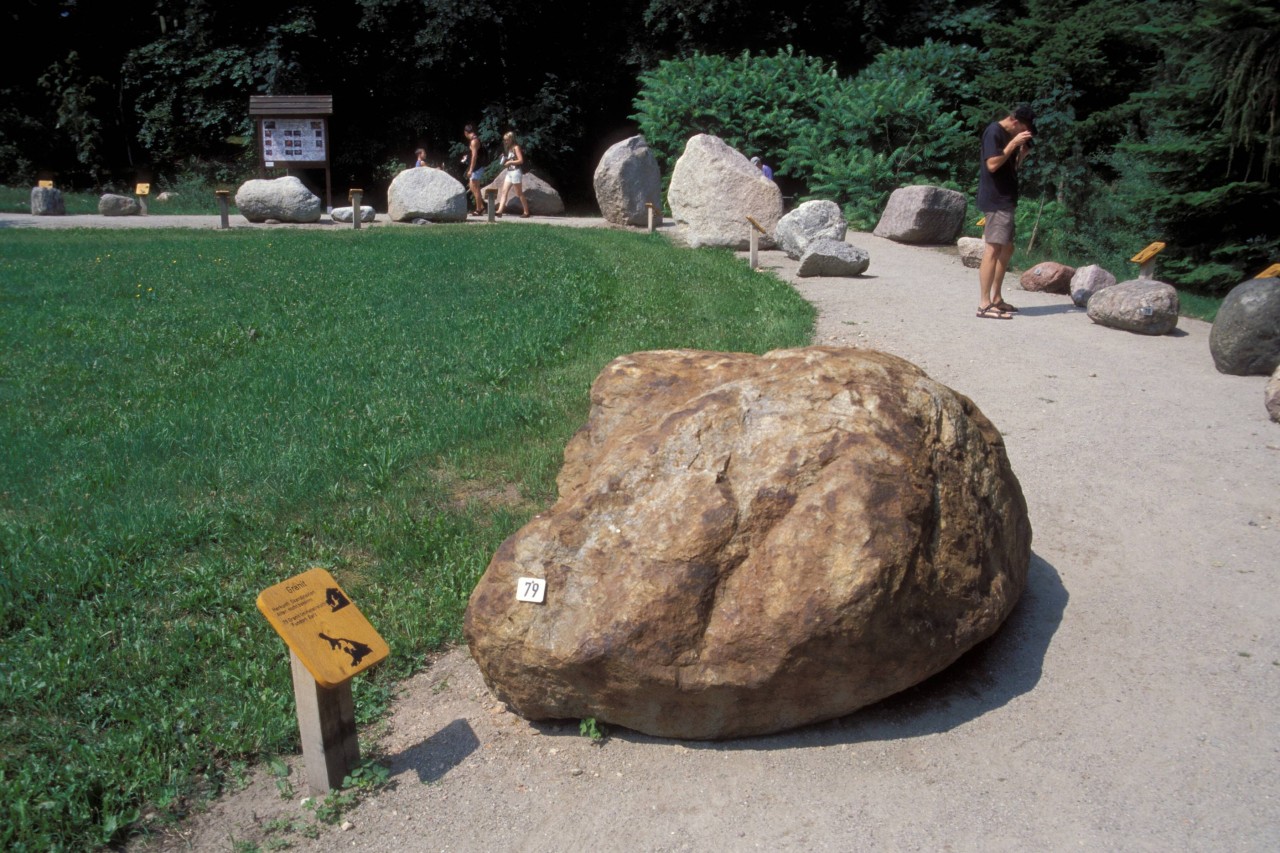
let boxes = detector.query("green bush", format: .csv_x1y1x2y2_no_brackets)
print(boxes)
632,43,982,227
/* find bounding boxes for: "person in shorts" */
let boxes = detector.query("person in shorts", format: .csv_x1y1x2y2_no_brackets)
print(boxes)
495,131,530,218
976,105,1035,319
461,124,486,215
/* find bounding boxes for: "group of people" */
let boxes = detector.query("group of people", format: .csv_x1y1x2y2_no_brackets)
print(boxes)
414,126,531,218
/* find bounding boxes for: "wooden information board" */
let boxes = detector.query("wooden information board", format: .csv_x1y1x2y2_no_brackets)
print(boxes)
257,567,388,688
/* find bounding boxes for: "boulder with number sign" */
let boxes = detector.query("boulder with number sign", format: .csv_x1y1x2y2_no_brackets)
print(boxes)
465,346,1031,739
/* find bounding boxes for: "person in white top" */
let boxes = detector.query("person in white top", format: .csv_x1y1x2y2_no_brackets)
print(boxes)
495,132,530,218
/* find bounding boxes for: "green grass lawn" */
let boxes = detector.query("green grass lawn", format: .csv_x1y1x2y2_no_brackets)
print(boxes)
0,224,814,850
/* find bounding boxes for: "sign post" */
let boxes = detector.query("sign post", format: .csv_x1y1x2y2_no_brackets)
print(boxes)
215,190,231,229
349,188,363,231
746,215,767,270
1131,242,1166,280
257,567,389,793
249,95,334,211
135,183,150,216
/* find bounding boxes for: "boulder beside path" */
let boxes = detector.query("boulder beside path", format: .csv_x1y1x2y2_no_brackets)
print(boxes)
465,346,1032,739
234,176,323,224
667,134,783,249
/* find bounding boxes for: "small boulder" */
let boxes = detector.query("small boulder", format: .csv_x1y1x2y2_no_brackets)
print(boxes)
667,134,783,249
1020,262,1075,294
796,239,870,278
330,205,376,223
1086,279,1180,335
30,186,65,216
1209,278,1280,376
1070,265,1117,307
593,135,662,227
234,177,323,223
872,185,966,244
1266,366,1280,423
465,346,1031,740
776,200,847,260
387,167,468,222
481,172,565,215
99,193,141,216
957,237,985,269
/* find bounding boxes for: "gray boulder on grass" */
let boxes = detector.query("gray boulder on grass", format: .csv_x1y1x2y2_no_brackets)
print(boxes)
593,135,662,227
776,200,847,260
465,347,1030,739
1070,264,1117,307
31,186,65,216
872,185,966,244
330,205,376,223
99,194,141,216
1086,279,1180,335
667,134,783,249
796,239,870,278
234,177,323,223
1209,278,1280,376
387,167,468,222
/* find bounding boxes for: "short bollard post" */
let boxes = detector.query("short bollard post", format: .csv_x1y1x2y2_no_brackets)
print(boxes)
135,182,150,216
645,202,656,234
291,650,359,792
349,188,363,231
486,189,497,223
257,568,390,795
1130,241,1166,280
215,190,231,229
746,215,766,270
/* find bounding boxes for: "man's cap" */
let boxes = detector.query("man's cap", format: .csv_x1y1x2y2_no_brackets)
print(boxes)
1012,104,1036,134
750,156,761,165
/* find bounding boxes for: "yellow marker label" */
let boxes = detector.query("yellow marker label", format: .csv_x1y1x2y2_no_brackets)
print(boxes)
1130,241,1166,264
257,568,389,688
348,188,363,201
976,216,986,226
1253,263,1280,279
135,183,151,196
38,180,53,189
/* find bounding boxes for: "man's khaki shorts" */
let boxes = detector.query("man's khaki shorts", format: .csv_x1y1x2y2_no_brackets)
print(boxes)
983,209,1015,245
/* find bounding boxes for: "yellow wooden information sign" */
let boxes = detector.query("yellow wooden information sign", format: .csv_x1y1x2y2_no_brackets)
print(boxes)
38,180,53,189
257,568,389,688
1130,241,1166,263
1254,263,1280,279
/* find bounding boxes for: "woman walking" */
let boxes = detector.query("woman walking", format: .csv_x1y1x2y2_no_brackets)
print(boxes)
495,131,530,218
461,124,486,216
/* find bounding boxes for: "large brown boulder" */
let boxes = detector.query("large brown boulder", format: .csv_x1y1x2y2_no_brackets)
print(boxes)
465,347,1032,739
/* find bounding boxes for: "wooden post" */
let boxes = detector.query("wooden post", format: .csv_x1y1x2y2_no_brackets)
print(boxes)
215,190,231,229
746,215,766,270
485,188,497,222
349,189,363,230
646,202,655,234
291,650,360,794
1130,242,1166,280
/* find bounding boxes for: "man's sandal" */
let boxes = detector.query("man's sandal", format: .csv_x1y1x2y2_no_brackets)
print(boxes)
993,299,1019,313
977,304,1013,319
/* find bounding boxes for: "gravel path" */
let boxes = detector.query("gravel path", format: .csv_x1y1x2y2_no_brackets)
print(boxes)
13,212,1274,851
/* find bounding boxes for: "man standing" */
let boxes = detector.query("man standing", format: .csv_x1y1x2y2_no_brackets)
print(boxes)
976,105,1035,319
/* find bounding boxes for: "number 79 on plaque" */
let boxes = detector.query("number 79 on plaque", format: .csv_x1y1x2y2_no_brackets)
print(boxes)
516,577,546,603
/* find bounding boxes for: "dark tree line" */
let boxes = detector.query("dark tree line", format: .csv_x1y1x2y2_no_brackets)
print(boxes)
1,0,962,204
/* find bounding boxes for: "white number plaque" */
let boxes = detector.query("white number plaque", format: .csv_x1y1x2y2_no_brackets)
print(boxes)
516,577,546,604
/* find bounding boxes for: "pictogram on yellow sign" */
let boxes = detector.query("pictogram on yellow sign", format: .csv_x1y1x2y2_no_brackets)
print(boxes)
257,568,389,688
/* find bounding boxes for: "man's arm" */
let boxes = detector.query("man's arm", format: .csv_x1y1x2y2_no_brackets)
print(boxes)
986,130,1034,172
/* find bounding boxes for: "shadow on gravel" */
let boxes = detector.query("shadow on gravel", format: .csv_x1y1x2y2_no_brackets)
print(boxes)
615,551,1067,751
391,718,480,784
1014,304,1081,317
